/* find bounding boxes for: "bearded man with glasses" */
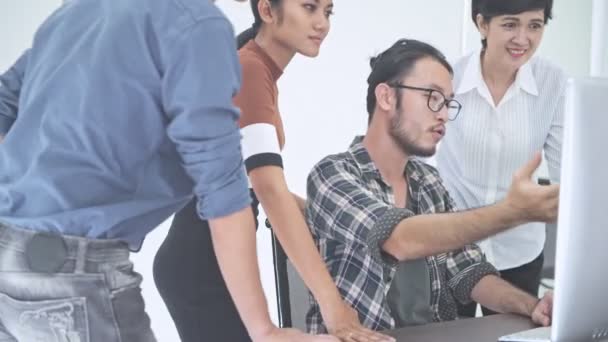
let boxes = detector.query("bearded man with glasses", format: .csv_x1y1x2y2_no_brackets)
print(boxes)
305,39,559,333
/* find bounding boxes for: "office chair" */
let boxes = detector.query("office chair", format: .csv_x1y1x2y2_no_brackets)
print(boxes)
541,222,557,290
266,218,310,330
539,178,557,290
266,219,293,328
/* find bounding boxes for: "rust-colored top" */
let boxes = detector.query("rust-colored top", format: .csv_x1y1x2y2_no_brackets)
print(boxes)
236,40,285,149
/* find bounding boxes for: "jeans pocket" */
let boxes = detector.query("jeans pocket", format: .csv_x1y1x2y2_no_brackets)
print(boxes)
0,292,89,342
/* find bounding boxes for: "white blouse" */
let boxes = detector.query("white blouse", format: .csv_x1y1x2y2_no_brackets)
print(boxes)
436,51,568,270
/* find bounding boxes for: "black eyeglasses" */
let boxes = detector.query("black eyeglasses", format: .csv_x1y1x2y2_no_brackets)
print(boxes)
388,83,462,121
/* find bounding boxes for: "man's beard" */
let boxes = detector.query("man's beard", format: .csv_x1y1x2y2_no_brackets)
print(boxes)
389,110,436,157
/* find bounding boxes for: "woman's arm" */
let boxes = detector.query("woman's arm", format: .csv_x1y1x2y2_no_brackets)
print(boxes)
251,166,339,307
544,94,565,183
210,207,339,342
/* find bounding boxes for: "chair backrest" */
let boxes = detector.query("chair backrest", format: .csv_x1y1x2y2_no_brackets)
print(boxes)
286,259,310,330
542,222,557,279
270,231,292,328
270,231,311,331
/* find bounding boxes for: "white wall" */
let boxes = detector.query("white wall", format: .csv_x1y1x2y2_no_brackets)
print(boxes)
0,1,599,341
538,0,592,77
0,0,61,67
591,0,608,77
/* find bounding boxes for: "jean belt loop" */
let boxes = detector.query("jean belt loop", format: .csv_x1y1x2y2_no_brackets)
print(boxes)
75,239,87,274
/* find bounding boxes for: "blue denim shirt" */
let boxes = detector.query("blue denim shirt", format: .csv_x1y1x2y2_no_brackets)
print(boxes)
0,0,250,249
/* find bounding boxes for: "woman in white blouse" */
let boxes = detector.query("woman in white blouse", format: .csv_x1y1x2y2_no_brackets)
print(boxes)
436,0,567,317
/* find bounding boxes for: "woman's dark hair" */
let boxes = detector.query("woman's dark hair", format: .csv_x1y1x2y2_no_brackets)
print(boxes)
236,0,282,49
366,39,453,124
472,0,554,48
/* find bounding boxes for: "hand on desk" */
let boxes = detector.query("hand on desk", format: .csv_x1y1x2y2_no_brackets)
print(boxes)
323,301,396,342
531,291,553,327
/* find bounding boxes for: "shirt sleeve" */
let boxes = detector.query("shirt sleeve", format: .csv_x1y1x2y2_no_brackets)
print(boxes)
442,189,499,304
236,57,283,173
0,50,29,135
544,92,565,183
306,160,415,268
162,17,250,220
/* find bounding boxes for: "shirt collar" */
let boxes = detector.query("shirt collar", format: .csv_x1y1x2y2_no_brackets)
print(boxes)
514,61,539,96
347,136,424,185
243,40,283,82
456,50,539,97
456,51,484,95
348,136,383,181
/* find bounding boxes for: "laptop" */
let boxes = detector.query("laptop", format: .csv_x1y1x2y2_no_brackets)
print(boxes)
499,77,608,342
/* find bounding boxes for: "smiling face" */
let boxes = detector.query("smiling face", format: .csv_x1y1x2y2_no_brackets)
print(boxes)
477,9,546,71
266,0,333,57
388,58,453,157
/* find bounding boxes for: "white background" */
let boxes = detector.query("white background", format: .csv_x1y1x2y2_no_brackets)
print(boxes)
0,1,605,341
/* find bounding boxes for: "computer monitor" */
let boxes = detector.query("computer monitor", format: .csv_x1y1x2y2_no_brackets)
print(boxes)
551,76,608,341
500,76,608,342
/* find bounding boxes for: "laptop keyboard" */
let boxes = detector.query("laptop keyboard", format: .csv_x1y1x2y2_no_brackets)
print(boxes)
498,326,551,342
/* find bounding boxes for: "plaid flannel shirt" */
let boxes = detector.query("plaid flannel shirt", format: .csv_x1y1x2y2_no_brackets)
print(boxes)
306,137,498,333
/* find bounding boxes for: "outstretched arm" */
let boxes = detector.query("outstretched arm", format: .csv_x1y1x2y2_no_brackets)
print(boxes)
382,153,559,261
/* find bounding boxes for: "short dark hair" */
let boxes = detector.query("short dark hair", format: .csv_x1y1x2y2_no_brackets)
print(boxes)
366,39,453,124
472,0,554,48
236,0,282,49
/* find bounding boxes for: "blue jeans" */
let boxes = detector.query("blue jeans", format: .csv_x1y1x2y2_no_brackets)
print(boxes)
0,223,156,342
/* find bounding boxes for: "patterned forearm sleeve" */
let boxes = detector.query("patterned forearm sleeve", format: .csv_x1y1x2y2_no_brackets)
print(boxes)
365,207,415,268
450,261,499,304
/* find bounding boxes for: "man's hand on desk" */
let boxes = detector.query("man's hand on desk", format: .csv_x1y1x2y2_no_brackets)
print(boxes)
531,291,553,327
323,301,396,342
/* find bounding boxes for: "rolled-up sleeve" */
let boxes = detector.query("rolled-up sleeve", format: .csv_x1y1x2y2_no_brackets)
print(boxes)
442,191,498,304
366,207,414,267
162,18,250,220
0,50,29,135
446,245,498,304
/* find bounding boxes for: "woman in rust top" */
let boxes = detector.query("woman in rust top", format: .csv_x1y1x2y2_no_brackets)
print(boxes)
153,1,394,341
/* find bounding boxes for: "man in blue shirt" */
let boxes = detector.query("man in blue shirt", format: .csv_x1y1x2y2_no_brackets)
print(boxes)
0,0,335,341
